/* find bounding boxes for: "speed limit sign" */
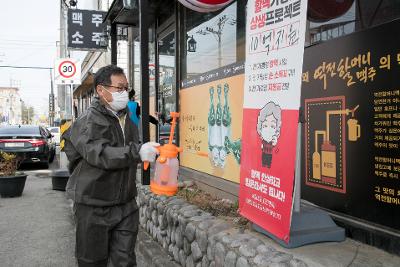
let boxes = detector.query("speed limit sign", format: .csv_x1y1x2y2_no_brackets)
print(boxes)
54,58,81,85
149,64,155,81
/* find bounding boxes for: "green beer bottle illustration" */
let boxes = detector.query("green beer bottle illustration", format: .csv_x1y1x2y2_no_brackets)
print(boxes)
222,84,232,127
219,83,231,167
215,85,223,167
208,86,218,167
208,87,216,127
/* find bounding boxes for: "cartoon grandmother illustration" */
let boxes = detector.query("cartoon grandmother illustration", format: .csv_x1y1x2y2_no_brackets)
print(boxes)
256,101,282,168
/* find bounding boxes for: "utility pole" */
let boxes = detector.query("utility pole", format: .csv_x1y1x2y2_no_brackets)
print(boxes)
49,68,55,126
198,15,236,68
59,0,67,168
59,0,68,120
205,15,228,68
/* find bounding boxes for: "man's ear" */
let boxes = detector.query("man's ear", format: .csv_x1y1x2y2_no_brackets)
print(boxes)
96,85,104,97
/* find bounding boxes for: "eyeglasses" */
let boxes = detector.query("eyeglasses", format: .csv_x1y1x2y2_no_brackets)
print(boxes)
102,84,132,92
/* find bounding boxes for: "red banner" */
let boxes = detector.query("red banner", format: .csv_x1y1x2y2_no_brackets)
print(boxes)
239,109,298,242
239,0,308,243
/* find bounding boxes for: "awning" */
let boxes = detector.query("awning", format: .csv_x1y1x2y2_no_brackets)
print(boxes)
73,73,94,97
104,0,176,26
103,0,139,26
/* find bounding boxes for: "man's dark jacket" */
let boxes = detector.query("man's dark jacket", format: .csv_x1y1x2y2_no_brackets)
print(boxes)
64,97,141,206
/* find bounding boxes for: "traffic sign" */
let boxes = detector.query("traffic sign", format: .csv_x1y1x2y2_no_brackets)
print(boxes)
149,64,155,81
54,58,81,85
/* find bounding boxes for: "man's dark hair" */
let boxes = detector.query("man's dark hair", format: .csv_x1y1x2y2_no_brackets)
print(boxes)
94,65,125,88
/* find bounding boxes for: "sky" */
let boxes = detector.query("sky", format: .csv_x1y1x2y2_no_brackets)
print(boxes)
0,0,60,116
0,0,96,118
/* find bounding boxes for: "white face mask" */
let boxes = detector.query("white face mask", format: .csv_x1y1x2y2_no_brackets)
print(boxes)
102,86,129,111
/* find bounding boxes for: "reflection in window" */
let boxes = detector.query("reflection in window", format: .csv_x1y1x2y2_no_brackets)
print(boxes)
133,40,141,99
158,31,176,115
183,3,238,79
306,0,400,46
307,2,356,46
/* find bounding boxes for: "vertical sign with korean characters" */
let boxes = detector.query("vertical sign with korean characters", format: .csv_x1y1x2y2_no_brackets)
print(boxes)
67,9,107,51
239,0,308,242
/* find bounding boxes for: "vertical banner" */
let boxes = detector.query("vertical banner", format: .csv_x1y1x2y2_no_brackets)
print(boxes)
239,0,308,242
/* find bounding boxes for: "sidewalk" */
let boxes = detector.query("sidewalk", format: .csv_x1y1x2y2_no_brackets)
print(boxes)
0,168,166,267
137,184,400,267
1,168,398,267
0,169,76,267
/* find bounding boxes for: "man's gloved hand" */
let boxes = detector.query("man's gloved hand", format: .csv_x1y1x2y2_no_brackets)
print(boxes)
139,142,160,162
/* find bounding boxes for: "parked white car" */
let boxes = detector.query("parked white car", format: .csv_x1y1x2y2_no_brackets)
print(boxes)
47,127,61,146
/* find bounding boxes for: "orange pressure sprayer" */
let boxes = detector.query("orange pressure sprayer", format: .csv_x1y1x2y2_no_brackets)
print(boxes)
144,112,183,196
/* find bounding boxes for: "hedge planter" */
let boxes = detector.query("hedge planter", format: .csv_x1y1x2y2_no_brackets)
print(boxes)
0,174,27,198
51,169,70,191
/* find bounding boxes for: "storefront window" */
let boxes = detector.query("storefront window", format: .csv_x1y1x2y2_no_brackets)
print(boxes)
131,25,158,141
306,0,400,46
117,40,129,80
158,30,176,115
149,26,157,142
182,2,240,79
133,39,141,97
307,1,356,46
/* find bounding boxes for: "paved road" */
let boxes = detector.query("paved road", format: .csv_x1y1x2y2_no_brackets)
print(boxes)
0,156,146,267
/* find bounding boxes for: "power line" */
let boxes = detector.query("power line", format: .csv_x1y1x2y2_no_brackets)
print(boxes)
0,65,52,70
0,43,55,47
0,39,55,45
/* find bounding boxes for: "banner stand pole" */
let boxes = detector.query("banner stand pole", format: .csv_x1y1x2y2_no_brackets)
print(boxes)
252,116,346,248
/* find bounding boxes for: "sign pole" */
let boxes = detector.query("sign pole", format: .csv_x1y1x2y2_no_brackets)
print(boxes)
294,122,301,213
70,84,74,120
49,69,55,127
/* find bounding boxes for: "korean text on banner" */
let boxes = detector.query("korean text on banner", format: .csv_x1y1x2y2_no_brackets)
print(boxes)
239,0,308,243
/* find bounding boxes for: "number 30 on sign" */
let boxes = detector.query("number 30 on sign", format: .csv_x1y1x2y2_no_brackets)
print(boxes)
54,58,82,85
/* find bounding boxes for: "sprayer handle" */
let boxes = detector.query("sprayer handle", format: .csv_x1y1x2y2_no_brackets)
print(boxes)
143,161,149,170
170,112,180,118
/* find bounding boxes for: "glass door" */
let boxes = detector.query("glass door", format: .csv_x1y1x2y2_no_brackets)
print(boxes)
157,26,176,144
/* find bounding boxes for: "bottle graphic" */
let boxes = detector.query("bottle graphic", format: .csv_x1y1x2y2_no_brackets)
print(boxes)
220,83,232,168
222,84,232,141
224,136,242,164
215,85,223,167
208,87,218,167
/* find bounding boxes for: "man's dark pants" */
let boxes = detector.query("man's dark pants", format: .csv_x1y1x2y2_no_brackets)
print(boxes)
74,200,139,267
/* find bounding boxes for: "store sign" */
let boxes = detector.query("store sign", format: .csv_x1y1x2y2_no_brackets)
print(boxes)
54,58,81,85
67,9,107,51
239,0,308,242
301,19,400,230
178,0,233,12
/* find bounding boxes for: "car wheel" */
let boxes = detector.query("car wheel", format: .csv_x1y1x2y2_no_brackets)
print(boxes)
42,161,49,169
49,151,55,163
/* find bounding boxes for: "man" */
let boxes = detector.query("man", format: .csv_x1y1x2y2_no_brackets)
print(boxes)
127,89,159,127
64,65,159,267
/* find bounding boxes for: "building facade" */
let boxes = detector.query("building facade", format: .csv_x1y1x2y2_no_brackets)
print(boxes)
72,0,400,254
0,87,22,125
